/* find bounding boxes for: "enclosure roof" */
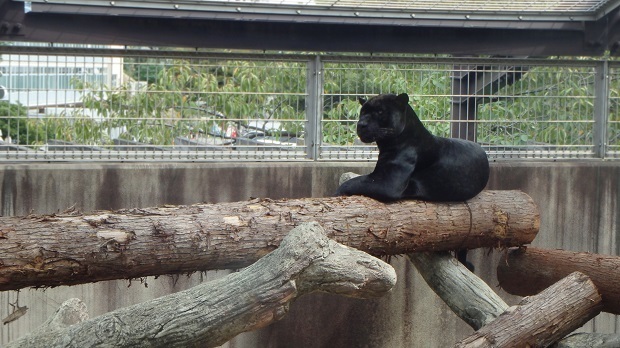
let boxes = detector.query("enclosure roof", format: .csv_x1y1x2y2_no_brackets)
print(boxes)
2,0,620,55
329,0,613,14
16,0,620,20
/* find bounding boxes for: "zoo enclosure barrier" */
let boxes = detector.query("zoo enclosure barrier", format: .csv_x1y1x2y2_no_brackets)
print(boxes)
0,44,618,162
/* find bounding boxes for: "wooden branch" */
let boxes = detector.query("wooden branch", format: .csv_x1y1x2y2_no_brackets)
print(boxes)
497,247,620,315
552,333,620,348
7,222,396,348
339,174,607,347
0,191,538,291
455,272,603,348
27,298,88,333
409,252,610,347
408,252,508,329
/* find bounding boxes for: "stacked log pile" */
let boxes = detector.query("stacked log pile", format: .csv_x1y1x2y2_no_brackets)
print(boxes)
1,173,618,347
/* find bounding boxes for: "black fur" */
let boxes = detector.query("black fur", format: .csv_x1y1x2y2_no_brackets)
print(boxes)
335,93,489,270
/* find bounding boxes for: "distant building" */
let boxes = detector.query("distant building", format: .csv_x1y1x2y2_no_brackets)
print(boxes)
0,43,123,117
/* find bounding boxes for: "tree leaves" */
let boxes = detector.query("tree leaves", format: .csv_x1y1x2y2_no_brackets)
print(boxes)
6,57,606,154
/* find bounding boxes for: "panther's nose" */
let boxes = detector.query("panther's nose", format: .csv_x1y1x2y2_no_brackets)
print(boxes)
357,119,368,129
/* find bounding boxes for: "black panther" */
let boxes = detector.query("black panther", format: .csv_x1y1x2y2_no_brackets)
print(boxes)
336,93,489,270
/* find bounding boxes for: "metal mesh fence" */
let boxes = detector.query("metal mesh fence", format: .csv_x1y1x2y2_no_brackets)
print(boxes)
320,57,599,160
609,63,620,158
0,47,309,161
0,45,616,162
470,62,596,159
320,58,452,160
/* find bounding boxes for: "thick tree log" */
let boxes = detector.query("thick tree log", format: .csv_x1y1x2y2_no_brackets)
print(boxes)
455,272,603,348
497,247,620,315
0,191,538,291
7,222,397,348
408,251,508,329
553,333,620,348
408,252,612,347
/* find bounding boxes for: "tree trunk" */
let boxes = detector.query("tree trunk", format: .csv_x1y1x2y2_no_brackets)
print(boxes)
497,246,620,315
455,272,602,348
0,191,538,291
7,222,397,348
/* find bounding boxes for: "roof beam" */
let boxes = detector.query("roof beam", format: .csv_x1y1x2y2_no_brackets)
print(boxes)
0,0,617,56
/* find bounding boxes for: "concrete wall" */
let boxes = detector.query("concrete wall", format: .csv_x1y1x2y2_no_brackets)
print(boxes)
1,161,619,346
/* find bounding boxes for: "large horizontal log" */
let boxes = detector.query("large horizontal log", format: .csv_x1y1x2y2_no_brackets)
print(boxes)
498,247,620,315
0,191,538,290
455,272,603,348
7,223,396,347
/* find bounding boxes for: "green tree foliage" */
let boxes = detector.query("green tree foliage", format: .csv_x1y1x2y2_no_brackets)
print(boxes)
322,62,452,144
124,57,165,84
59,56,611,152
477,66,595,148
0,101,56,145
73,58,307,146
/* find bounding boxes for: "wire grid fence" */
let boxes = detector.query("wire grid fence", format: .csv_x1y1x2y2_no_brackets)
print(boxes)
0,48,309,161
320,57,599,160
0,45,615,162
471,61,597,159
609,62,620,158
320,59,454,160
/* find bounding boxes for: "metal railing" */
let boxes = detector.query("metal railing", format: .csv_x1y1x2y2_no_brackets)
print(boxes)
0,44,617,162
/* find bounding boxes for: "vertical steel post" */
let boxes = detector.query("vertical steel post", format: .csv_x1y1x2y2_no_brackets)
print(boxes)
305,55,323,160
593,60,610,158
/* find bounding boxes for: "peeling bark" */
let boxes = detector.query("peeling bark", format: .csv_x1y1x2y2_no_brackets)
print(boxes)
0,192,538,290
455,272,602,348
498,247,620,314
409,252,614,347
553,333,620,348
6,222,396,348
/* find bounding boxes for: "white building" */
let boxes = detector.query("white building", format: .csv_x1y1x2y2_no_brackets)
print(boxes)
0,44,123,115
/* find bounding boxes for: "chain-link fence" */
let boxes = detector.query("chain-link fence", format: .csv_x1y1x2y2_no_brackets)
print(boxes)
0,44,617,161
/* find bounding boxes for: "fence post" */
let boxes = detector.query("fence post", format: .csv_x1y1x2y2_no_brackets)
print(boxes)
305,55,323,160
593,59,610,158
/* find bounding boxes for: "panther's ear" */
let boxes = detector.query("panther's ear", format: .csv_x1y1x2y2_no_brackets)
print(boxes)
358,97,367,106
396,93,409,104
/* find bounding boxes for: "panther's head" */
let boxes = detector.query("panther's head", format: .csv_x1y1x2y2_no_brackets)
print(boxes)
356,93,410,144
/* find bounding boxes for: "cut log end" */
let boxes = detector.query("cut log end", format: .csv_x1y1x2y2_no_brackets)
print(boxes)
498,247,620,315
456,271,603,348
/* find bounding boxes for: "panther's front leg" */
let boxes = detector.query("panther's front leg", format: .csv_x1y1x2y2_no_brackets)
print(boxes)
335,163,413,202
